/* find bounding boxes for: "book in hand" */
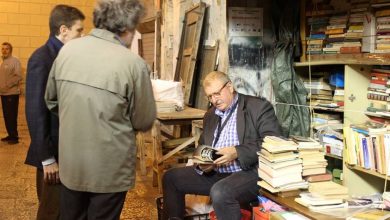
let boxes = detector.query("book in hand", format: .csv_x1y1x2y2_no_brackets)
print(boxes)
192,145,221,164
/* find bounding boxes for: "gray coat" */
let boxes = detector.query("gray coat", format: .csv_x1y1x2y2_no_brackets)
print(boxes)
45,29,156,193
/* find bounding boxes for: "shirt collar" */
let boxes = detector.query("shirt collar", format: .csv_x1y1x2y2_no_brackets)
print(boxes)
89,28,125,47
215,94,239,117
48,36,64,54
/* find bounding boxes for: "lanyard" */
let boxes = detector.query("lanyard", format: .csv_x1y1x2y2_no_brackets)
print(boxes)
212,101,239,147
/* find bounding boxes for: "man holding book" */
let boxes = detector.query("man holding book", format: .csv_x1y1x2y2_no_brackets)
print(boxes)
162,71,282,220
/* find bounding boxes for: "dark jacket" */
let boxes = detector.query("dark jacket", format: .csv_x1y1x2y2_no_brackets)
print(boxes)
25,37,62,169
199,93,282,171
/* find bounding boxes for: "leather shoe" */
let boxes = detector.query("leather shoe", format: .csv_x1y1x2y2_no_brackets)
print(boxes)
1,136,11,142
7,139,19,145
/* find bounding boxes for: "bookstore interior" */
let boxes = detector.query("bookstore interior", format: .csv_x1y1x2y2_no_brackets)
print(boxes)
150,0,390,219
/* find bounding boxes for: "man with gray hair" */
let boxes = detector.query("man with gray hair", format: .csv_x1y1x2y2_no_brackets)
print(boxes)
44,0,156,219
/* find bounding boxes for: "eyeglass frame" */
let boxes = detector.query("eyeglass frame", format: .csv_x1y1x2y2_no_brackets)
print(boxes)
206,81,230,102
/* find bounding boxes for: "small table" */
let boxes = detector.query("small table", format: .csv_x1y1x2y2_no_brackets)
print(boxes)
260,190,341,220
151,107,206,192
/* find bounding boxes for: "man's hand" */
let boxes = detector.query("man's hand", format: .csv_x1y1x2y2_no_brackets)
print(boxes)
43,162,60,184
213,146,237,165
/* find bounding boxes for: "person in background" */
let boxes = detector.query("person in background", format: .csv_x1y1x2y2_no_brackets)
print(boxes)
25,5,85,220
163,71,282,220
0,42,22,145
44,0,156,219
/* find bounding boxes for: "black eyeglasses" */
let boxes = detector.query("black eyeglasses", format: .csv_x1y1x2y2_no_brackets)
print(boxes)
206,81,230,101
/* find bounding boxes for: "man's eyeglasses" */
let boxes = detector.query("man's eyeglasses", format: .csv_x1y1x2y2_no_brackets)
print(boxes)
206,81,230,101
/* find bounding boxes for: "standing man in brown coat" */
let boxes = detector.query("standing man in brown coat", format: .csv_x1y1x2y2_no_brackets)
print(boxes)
0,42,22,144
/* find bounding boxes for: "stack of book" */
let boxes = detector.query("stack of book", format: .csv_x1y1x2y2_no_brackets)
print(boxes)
342,7,365,54
156,101,177,113
323,13,349,54
257,136,308,193
374,1,390,53
295,181,349,211
312,112,343,131
303,74,334,106
366,68,390,114
291,136,328,177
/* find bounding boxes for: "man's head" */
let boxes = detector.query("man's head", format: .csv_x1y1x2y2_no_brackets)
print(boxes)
203,71,236,111
93,0,145,48
49,5,85,44
1,42,12,59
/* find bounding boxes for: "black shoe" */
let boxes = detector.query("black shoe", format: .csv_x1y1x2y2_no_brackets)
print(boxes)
7,139,19,145
1,136,11,142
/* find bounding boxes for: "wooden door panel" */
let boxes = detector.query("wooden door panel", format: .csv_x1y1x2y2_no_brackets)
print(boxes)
174,2,206,106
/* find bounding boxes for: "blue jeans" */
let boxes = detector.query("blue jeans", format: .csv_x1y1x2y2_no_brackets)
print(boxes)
162,166,259,220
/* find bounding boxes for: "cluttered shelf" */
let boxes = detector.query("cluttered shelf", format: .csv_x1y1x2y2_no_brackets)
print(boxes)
295,54,390,67
345,163,390,181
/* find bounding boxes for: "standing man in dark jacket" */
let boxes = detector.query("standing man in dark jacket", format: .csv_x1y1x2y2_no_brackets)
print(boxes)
163,71,282,220
24,5,84,220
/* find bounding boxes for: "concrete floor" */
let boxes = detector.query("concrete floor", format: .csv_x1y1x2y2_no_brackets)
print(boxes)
0,96,160,220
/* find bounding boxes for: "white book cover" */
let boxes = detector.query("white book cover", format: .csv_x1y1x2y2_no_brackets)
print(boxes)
362,12,376,53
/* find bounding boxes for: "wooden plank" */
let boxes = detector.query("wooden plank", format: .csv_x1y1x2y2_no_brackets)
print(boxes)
162,137,191,148
173,2,206,106
300,0,306,62
158,136,196,164
194,41,219,110
155,11,162,78
157,107,206,120
137,39,143,58
295,53,390,66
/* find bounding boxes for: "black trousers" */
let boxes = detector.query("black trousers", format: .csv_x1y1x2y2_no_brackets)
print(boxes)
162,166,259,220
36,169,60,220
60,185,127,220
1,95,19,138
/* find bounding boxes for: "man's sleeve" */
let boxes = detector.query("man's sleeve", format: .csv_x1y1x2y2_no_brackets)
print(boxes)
26,55,56,161
44,60,59,114
236,99,282,170
129,62,156,131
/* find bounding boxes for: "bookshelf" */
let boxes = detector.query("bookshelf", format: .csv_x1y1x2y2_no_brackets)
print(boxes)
295,59,390,196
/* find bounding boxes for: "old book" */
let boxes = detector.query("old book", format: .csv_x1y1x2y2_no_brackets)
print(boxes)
192,145,220,164
304,173,332,182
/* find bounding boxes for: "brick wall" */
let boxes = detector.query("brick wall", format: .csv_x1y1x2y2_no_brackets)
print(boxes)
0,0,96,82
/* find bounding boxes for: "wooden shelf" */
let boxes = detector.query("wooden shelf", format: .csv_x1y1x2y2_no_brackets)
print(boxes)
325,153,342,160
312,106,344,113
295,54,390,66
365,111,390,120
346,164,390,181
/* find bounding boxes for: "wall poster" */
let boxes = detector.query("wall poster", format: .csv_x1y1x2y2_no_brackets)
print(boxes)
228,7,272,98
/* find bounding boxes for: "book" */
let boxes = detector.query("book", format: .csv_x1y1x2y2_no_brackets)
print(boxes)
304,173,332,182
192,145,220,164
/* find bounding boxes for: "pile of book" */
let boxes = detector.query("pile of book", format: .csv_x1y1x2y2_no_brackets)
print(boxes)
295,181,349,211
366,68,390,115
323,13,350,54
257,136,308,193
291,136,328,177
373,0,390,53
303,72,333,106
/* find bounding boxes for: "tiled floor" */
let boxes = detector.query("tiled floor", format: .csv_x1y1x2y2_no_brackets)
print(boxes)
0,96,160,220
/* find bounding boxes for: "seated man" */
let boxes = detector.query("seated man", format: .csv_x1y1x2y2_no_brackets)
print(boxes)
162,71,282,220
